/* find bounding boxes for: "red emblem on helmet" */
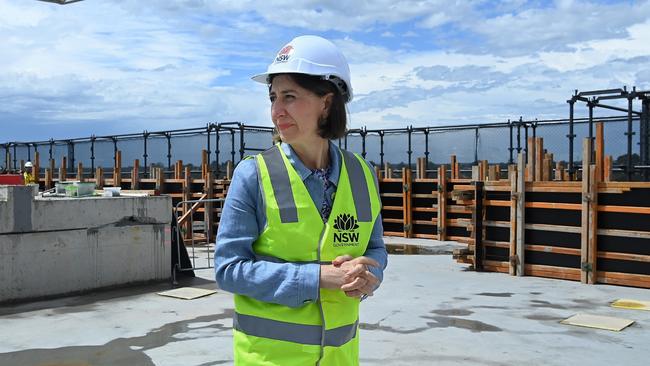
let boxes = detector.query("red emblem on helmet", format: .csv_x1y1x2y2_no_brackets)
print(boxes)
275,45,294,63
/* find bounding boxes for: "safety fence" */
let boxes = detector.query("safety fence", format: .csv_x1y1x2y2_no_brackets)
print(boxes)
3,114,650,181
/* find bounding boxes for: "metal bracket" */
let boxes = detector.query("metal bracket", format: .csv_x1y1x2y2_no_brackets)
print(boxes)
403,224,412,232
509,255,519,265
581,262,593,272
582,194,592,203
403,184,409,192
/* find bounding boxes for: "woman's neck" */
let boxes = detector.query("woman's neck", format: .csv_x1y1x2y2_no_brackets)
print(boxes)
289,138,330,170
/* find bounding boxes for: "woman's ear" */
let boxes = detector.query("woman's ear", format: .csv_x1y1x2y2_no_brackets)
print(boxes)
322,92,334,118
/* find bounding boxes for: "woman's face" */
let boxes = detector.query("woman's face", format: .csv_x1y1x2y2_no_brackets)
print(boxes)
270,74,329,145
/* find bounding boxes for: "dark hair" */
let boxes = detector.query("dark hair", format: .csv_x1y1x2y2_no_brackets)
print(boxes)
269,73,347,140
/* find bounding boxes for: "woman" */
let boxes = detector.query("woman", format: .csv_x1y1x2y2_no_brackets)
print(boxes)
215,35,387,366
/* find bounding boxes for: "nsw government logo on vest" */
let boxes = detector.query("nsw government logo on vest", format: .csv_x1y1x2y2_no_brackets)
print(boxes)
333,213,360,247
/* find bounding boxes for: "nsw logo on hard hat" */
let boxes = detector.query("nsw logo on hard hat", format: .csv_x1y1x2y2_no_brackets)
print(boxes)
275,45,294,63
333,213,360,247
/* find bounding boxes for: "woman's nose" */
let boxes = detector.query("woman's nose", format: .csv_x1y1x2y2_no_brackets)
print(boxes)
271,100,286,119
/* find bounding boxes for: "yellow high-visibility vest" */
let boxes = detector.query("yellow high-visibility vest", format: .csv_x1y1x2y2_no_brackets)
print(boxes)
233,143,381,365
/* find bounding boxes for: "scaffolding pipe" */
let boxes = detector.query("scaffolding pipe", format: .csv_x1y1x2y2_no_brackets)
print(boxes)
627,95,634,180
568,98,576,177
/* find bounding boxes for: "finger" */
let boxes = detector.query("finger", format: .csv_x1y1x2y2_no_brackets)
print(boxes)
351,256,380,269
357,270,379,286
332,255,354,267
340,276,367,292
344,263,369,281
344,290,364,298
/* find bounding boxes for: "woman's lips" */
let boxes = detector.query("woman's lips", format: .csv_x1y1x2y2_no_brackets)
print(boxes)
277,123,293,131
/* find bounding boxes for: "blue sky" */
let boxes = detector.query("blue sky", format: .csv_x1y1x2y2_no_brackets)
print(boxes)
1,0,649,142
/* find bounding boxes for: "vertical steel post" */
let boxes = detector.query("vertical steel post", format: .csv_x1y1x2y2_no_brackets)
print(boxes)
516,122,521,154
627,95,634,180
424,129,430,170
27,143,31,162
90,135,96,171
588,100,594,160
361,127,367,158
215,125,221,177
642,98,650,181
474,126,479,164
379,131,385,166
523,119,529,164
239,123,245,162
13,144,17,170
143,131,149,175
166,133,172,170
206,124,212,171
407,125,413,170
230,129,235,164
68,141,75,173
568,98,576,177
508,119,514,164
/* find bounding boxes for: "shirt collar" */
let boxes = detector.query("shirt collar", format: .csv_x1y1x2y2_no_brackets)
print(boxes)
280,141,341,187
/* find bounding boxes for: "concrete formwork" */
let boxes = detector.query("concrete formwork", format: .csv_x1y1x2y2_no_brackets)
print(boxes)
0,186,172,303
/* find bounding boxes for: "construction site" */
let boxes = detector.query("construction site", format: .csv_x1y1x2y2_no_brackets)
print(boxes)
2,1,650,365
2,86,650,365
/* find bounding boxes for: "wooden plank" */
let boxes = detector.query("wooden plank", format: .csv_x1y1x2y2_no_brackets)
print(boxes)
77,162,83,182
484,240,510,248
516,153,525,276
598,252,650,263
484,200,511,207
404,167,412,238
438,165,447,241
604,155,612,182
597,205,650,214
509,167,517,276
597,229,650,239
526,186,582,193
535,137,543,181
525,202,582,210
450,155,457,179
413,207,437,212
597,272,650,289
484,220,510,228
382,206,404,211
114,150,121,187
600,181,650,188
484,264,510,273
484,260,509,269
383,218,404,223
525,264,581,281
525,223,581,233
580,138,591,284
588,164,598,285
380,193,404,197
525,245,581,256
131,159,139,190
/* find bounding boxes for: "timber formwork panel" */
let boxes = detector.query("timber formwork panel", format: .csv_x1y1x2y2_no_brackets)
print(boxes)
596,184,650,288
378,169,409,237
483,181,513,273
410,178,439,240
523,183,583,282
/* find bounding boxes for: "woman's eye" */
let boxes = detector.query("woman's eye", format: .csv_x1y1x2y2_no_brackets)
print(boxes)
269,95,276,103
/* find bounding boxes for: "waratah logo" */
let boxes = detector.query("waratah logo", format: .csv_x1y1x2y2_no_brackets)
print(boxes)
333,213,360,247
334,213,359,232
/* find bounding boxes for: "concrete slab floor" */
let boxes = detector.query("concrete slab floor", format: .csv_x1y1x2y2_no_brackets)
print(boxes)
1,253,649,366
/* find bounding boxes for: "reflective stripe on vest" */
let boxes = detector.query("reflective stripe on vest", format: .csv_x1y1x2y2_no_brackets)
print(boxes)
261,146,373,224
262,145,298,223
234,312,358,347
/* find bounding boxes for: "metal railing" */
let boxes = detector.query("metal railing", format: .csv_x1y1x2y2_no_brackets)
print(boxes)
172,197,224,284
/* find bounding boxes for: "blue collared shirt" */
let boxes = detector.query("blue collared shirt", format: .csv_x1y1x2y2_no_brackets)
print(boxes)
215,141,387,308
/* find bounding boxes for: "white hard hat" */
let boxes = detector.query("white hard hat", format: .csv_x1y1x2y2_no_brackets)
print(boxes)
252,35,353,103
25,161,33,168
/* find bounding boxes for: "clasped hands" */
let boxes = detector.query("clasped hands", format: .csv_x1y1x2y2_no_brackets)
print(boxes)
320,255,379,298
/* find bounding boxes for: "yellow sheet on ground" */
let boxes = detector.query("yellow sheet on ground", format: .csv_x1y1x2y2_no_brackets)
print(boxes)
560,313,634,332
157,287,217,300
611,299,650,311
